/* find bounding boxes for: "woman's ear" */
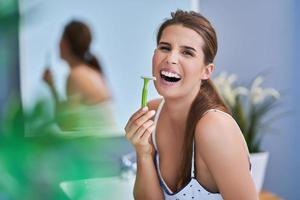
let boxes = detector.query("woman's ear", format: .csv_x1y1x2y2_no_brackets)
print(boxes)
202,63,214,80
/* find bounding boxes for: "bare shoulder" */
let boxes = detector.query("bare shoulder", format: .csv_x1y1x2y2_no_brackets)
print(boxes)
195,110,242,148
194,111,257,199
147,98,163,111
68,66,100,85
67,67,89,95
68,67,85,83
69,66,88,78
194,110,250,177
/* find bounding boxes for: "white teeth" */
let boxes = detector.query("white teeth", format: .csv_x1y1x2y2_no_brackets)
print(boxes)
161,70,181,78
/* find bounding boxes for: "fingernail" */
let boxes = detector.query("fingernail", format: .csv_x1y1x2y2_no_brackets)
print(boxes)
150,110,156,115
142,106,148,111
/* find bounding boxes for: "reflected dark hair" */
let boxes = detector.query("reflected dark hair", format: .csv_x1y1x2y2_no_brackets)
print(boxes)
156,10,230,191
63,20,103,74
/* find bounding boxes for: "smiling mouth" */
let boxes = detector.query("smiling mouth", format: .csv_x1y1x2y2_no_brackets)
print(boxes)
160,70,182,82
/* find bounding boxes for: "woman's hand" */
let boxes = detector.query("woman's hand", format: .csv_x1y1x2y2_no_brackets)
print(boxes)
43,68,54,87
125,107,156,156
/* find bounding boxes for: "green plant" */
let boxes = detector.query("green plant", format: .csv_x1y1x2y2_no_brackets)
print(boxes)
213,72,280,153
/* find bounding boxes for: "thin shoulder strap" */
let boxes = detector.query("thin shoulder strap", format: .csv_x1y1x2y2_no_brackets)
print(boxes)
152,99,164,151
191,141,195,177
202,108,232,118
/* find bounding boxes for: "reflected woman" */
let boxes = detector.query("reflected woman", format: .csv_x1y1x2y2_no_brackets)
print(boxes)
43,20,114,131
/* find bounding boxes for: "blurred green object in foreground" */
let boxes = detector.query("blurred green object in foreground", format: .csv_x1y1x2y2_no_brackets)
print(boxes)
60,176,135,200
0,0,18,24
0,98,133,200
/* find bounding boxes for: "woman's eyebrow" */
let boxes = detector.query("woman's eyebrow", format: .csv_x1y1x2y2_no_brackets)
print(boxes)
181,45,197,52
158,42,197,52
158,42,170,46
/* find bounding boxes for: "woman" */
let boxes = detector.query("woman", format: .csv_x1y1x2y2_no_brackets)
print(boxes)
43,20,114,131
125,10,258,199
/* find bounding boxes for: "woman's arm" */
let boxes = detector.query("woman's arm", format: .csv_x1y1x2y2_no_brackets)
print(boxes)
195,112,258,200
134,152,164,200
125,99,164,200
43,69,60,105
43,69,78,130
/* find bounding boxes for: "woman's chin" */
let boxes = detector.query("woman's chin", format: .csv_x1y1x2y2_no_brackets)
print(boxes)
155,86,181,99
154,78,183,97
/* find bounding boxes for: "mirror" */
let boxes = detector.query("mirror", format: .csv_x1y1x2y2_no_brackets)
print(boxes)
20,0,194,136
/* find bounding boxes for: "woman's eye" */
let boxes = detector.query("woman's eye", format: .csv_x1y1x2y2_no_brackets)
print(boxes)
182,50,194,57
159,46,171,51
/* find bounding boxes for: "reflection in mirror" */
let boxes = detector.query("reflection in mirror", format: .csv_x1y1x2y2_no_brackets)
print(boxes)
20,0,193,137
41,20,116,133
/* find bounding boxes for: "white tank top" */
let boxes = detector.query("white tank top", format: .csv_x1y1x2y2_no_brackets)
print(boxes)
152,100,234,200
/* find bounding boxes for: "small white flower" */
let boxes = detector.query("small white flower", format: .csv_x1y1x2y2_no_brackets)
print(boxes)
251,76,264,91
251,86,263,104
213,71,248,106
264,88,280,99
233,86,249,96
249,76,280,104
228,74,237,85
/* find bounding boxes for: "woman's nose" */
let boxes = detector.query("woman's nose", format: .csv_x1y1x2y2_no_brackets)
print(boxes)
165,51,178,65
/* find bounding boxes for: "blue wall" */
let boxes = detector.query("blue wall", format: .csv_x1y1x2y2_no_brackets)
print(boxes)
292,0,300,196
200,0,299,198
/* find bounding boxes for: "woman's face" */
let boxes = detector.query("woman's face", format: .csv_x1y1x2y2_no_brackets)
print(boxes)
59,36,68,59
152,24,213,100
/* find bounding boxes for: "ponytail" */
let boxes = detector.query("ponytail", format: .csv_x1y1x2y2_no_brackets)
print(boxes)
83,51,104,75
177,79,230,190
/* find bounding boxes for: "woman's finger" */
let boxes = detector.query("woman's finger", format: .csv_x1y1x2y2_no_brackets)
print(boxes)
125,109,156,136
125,107,148,131
131,120,154,144
126,107,149,129
140,124,155,145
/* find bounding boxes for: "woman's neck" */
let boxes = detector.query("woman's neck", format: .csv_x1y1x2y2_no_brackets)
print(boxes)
65,55,85,69
163,86,200,135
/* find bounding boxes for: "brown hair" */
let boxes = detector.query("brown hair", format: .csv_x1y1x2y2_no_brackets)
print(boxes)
63,20,104,74
156,10,230,191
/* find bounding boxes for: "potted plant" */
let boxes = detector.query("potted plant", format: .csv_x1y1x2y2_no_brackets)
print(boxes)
213,72,281,192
